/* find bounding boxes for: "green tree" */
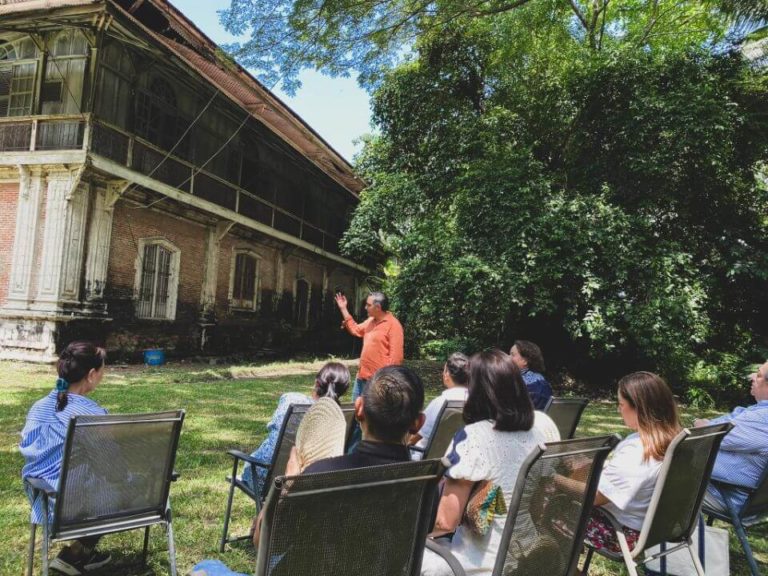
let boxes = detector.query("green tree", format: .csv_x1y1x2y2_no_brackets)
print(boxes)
342,14,768,396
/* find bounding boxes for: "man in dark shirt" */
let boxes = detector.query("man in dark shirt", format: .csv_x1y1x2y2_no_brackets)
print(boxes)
304,365,426,473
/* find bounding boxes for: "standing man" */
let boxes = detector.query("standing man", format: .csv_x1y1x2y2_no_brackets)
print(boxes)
335,291,404,402
695,360,768,514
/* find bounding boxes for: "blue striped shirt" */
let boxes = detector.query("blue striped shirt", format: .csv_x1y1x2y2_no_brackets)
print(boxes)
20,390,107,524
707,400,768,511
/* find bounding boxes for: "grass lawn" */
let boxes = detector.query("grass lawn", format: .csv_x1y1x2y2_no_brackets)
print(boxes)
1,359,765,576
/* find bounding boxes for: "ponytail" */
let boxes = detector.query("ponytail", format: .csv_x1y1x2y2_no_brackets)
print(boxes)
314,362,351,404
55,377,70,411
55,341,107,412
324,382,338,401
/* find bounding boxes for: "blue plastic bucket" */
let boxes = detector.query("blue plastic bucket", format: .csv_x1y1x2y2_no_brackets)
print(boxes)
144,348,165,366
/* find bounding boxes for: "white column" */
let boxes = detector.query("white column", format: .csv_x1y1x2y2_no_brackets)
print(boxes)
6,166,44,307
35,168,89,307
200,221,233,315
84,182,122,301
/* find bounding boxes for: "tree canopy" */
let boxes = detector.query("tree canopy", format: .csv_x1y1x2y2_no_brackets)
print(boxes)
220,0,766,93
222,0,768,400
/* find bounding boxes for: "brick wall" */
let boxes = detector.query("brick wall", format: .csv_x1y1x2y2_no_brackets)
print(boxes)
105,201,207,357
102,200,362,359
0,183,19,306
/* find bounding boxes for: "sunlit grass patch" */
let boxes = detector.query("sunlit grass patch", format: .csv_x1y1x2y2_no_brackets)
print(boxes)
0,359,764,575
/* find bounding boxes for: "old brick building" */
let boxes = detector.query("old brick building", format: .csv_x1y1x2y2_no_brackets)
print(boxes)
0,0,368,361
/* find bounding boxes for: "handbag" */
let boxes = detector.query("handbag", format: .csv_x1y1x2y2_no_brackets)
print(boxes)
645,524,729,576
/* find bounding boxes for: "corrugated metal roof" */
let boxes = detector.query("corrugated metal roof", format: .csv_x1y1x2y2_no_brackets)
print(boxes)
0,0,365,195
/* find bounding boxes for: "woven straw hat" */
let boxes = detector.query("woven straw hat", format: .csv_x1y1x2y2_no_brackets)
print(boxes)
295,397,347,471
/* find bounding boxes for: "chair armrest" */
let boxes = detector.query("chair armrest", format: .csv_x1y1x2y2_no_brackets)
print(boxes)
25,477,57,497
426,538,466,576
227,449,271,469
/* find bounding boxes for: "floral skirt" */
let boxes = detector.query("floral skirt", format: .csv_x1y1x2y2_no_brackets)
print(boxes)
584,508,640,554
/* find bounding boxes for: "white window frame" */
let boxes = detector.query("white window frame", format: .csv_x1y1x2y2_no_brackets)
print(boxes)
133,237,180,320
228,249,261,311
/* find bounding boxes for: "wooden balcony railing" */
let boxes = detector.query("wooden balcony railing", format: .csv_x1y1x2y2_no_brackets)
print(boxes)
0,114,344,255
89,120,343,255
0,114,88,152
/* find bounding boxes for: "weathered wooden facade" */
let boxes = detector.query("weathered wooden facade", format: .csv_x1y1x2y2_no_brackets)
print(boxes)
0,0,368,361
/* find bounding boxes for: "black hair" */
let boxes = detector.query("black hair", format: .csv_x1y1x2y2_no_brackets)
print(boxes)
513,340,546,373
56,341,107,412
464,349,534,432
363,366,424,443
314,362,351,402
445,352,470,386
368,291,389,312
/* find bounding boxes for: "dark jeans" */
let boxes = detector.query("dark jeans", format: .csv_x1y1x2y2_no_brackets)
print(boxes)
347,377,368,453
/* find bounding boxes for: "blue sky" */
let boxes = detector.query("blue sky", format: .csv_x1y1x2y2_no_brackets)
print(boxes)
171,0,373,162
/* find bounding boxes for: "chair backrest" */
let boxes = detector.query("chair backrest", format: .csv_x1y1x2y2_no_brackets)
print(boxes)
52,410,185,538
340,402,357,450
493,435,620,576
261,404,312,499
255,458,447,576
742,463,768,518
422,400,465,460
544,397,589,440
637,423,733,552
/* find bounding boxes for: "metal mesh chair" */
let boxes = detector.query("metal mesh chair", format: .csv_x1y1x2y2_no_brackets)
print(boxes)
426,435,619,576
703,464,768,576
582,423,733,576
220,403,311,551
339,402,357,451
24,410,185,576
255,458,447,576
544,397,589,439
410,400,465,460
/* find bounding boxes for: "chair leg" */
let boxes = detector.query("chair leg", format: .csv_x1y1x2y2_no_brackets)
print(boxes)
166,498,178,576
615,530,640,576
732,519,760,576
27,523,36,576
686,539,706,576
581,547,594,574
41,507,49,576
220,460,240,552
142,525,150,566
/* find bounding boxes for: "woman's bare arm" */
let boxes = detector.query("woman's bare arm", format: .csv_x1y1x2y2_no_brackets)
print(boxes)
430,478,475,537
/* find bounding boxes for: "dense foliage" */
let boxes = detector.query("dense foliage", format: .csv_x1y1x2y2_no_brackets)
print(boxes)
342,13,768,400
222,0,768,400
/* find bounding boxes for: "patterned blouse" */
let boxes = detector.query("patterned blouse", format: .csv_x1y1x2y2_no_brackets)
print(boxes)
241,392,313,495
521,369,553,410
20,389,108,524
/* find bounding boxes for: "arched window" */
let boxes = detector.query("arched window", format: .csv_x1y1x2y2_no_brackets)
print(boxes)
0,37,38,117
42,30,89,115
229,250,261,311
135,76,182,150
96,42,134,127
134,238,180,320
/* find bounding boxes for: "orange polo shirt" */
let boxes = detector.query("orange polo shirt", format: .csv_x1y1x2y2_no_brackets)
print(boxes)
344,312,404,380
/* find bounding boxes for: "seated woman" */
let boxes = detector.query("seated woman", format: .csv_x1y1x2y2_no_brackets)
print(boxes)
581,371,681,554
192,398,349,576
242,362,350,495
420,349,547,576
20,341,112,575
410,352,469,456
509,340,553,410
